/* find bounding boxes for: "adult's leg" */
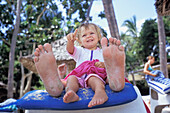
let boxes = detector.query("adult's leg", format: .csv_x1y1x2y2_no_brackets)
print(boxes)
87,76,108,108
34,43,63,97
63,75,79,103
101,37,125,91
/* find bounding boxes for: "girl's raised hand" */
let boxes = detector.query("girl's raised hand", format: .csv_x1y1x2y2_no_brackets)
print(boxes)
67,29,78,42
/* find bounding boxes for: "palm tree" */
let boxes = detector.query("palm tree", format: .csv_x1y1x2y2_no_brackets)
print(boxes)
157,14,168,78
155,0,169,78
102,0,120,39
122,15,138,38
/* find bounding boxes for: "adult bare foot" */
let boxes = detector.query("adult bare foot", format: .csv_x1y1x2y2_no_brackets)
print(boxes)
63,90,79,103
88,90,108,108
101,37,125,91
34,43,63,97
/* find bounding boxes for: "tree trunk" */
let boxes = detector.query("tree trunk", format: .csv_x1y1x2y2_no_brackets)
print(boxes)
20,51,25,98
157,14,168,78
85,0,93,23
7,0,22,98
23,72,32,94
20,43,35,98
102,0,120,39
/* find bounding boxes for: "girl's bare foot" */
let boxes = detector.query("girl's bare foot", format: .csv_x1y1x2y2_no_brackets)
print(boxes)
88,90,108,108
101,37,125,91
58,63,67,79
63,90,79,103
34,43,63,97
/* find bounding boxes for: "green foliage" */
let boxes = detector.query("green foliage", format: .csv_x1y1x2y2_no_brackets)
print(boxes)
121,16,141,71
138,19,159,61
122,16,169,73
122,15,137,37
0,43,9,83
0,0,93,94
0,3,14,28
98,11,105,19
121,34,140,71
60,0,91,22
33,80,45,90
0,1,15,84
163,16,170,38
0,0,65,90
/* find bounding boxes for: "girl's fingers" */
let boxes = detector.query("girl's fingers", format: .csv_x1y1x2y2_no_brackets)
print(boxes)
95,62,100,67
67,29,78,41
71,33,74,40
67,33,72,40
68,33,73,41
73,29,78,37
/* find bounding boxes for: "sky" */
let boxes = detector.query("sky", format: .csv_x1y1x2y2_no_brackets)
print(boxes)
90,0,157,37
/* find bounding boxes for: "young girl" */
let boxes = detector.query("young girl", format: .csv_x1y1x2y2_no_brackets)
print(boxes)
63,23,108,107
33,23,125,108
63,23,126,108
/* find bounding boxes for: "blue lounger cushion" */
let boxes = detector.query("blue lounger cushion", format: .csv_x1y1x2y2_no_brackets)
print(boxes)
0,102,17,112
147,80,170,94
17,83,137,110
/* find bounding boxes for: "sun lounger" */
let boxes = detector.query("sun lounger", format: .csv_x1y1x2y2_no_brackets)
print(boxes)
16,83,147,113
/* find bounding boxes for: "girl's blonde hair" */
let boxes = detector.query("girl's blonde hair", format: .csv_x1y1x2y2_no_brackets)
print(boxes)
76,23,103,48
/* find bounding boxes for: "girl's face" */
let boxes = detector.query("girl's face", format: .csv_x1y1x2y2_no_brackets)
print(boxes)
79,25,99,50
